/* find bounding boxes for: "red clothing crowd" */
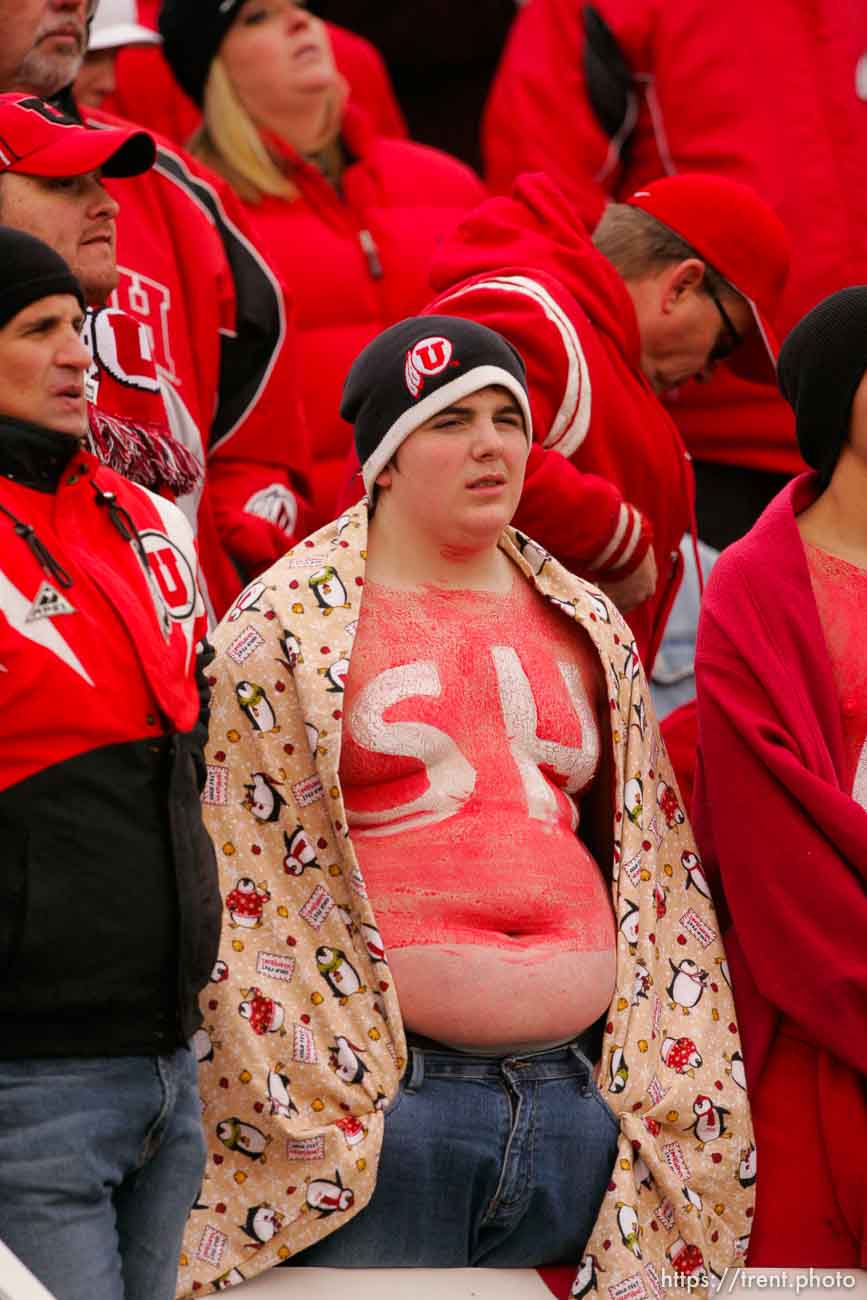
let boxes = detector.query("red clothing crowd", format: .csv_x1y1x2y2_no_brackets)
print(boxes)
4,0,866,1285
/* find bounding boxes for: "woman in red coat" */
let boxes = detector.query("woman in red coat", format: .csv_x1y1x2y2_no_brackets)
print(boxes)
693,288,867,1265
159,0,485,529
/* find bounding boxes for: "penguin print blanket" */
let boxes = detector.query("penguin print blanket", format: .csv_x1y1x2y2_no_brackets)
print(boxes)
177,501,755,1297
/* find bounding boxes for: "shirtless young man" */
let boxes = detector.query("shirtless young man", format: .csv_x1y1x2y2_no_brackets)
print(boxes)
297,317,619,1265
340,320,615,1060
184,316,752,1295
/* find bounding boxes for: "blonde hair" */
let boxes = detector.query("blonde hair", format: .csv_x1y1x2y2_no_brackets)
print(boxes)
189,57,295,203
189,55,345,205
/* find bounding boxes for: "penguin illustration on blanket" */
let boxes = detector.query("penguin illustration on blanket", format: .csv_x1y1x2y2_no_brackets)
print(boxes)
283,824,320,877
687,1093,732,1150
309,565,351,614
216,1117,270,1162
243,772,286,822
306,1171,355,1217
266,1066,299,1119
329,1036,369,1085
316,947,365,1001
235,680,276,732
666,958,708,1013
240,1203,284,1247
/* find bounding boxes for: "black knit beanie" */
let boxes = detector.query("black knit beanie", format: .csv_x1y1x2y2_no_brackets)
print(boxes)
159,0,243,106
778,286,867,485
341,316,533,494
0,226,84,330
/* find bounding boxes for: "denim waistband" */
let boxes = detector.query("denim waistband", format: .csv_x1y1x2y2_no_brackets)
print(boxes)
402,1024,602,1087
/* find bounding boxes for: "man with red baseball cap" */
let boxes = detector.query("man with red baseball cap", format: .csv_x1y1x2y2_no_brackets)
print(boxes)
0,91,238,622
0,91,153,304
0,86,152,175
624,172,789,389
424,168,790,674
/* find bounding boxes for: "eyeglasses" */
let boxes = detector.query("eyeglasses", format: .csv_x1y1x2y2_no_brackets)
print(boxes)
706,285,744,365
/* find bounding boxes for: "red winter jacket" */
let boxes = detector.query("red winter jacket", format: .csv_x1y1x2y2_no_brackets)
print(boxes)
425,173,694,673
83,103,313,598
484,0,867,476
0,419,220,1058
240,104,485,527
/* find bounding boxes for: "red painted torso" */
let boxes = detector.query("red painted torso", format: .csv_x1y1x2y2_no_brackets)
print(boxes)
339,574,617,1049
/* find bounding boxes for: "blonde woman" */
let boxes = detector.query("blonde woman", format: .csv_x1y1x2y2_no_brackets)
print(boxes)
160,0,486,528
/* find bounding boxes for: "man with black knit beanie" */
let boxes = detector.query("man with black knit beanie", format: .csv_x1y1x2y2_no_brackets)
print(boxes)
0,226,221,1300
693,287,867,1266
182,315,751,1295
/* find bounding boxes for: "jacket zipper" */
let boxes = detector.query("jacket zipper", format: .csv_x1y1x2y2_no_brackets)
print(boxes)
358,228,384,280
0,502,73,588
295,155,384,283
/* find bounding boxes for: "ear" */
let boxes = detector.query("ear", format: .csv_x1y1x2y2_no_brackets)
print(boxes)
661,258,706,313
374,465,393,490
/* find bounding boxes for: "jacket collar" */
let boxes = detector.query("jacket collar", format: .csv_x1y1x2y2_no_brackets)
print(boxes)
262,101,374,179
0,417,81,492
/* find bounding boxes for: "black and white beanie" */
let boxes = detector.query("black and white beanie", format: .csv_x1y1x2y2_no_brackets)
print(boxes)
778,286,867,485
0,226,84,330
341,315,533,495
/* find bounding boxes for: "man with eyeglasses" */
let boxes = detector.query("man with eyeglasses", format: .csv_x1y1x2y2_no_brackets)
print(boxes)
421,171,789,675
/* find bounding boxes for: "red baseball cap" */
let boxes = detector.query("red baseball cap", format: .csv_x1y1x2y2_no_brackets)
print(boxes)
0,93,155,180
626,172,790,384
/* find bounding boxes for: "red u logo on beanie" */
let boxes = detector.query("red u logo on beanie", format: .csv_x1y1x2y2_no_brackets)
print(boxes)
404,336,454,398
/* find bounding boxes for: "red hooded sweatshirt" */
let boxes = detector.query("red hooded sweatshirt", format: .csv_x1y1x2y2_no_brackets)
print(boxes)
425,172,694,673
483,0,867,479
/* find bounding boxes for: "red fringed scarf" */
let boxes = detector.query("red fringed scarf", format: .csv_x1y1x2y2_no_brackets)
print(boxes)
86,408,202,497
84,305,203,499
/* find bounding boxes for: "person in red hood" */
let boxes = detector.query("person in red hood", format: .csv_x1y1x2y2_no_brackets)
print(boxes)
483,0,867,552
158,0,485,532
417,171,789,672
693,288,867,1265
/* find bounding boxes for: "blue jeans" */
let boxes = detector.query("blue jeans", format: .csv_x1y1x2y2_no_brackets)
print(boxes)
651,535,719,718
293,1033,618,1267
0,1045,206,1300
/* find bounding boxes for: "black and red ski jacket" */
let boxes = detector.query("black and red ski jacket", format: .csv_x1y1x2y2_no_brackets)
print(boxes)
0,417,221,1058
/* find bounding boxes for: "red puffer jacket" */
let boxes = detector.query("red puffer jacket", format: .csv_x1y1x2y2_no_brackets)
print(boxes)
483,0,867,477
240,104,486,527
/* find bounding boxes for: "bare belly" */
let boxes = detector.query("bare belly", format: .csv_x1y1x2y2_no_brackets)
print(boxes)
390,941,617,1053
